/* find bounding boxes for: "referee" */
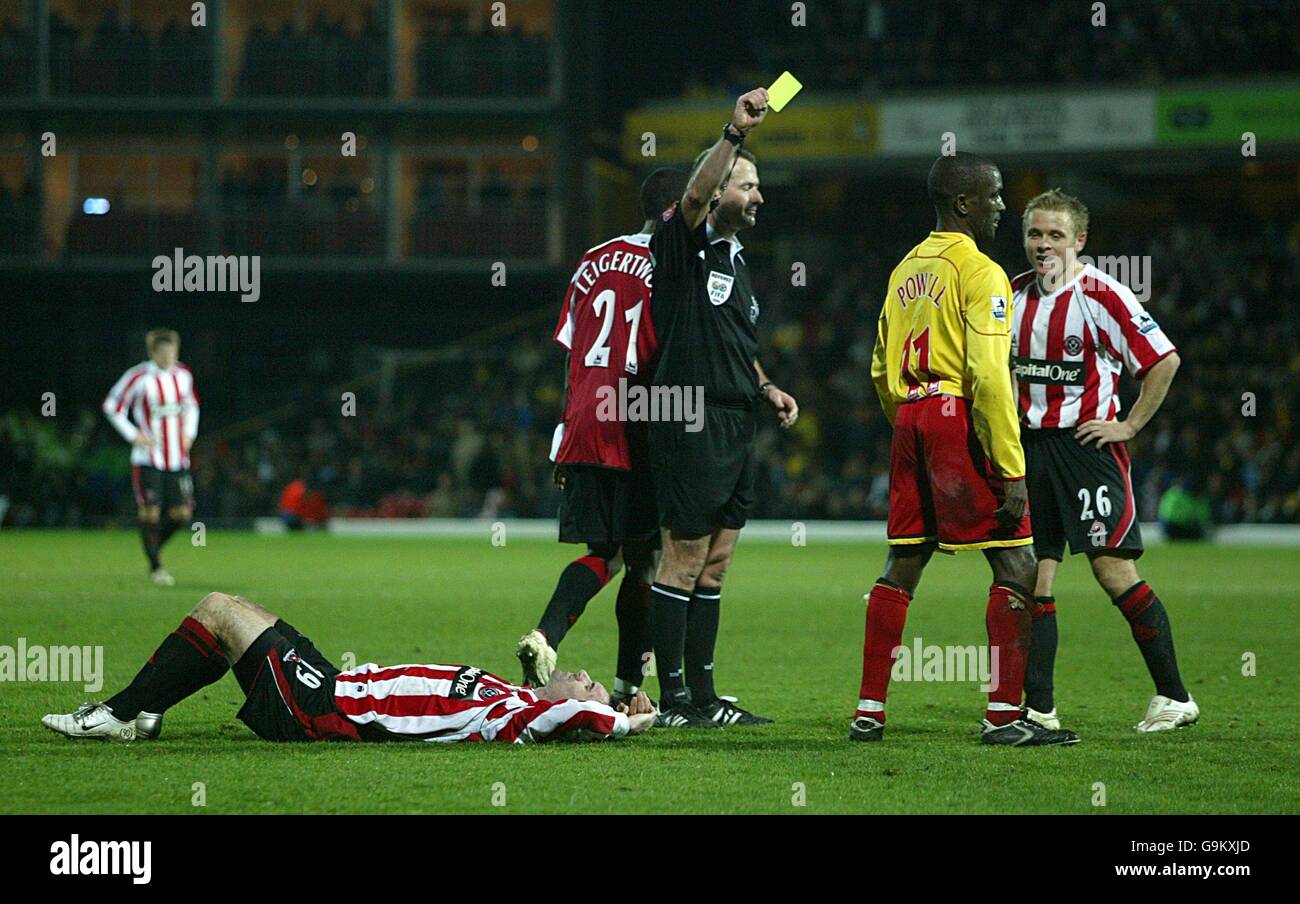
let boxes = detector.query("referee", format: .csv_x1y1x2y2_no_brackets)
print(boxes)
647,87,799,727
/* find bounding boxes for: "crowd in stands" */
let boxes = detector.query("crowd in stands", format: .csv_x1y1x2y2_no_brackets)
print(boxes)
414,19,549,97
0,15,34,95
660,0,1299,100
410,168,547,257
48,8,211,96
4,216,1296,529
218,163,382,256
0,180,40,254
7,4,543,100
238,11,386,97
1,1,1293,105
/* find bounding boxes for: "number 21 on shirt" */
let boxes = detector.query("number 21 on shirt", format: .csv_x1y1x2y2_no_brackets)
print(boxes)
583,288,645,376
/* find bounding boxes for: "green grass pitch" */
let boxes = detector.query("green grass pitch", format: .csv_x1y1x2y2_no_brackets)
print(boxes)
2,530,1296,814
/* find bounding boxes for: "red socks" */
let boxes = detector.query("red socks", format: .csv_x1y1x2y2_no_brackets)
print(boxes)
856,581,912,721
985,583,1033,726
854,580,1035,728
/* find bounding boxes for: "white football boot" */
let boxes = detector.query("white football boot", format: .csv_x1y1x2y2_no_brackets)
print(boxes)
515,629,557,687
1135,695,1199,732
42,703,137,741
1026,707,1060,730
150,567,176,587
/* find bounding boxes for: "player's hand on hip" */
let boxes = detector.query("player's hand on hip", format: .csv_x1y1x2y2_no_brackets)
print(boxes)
1074,418,1134,450
993,479,1029,527
764,385,799,428
133,434,156,449
732,88,769,133
552,463,566,490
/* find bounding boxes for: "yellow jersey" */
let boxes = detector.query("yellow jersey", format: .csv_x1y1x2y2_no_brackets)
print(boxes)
871,231,1024,479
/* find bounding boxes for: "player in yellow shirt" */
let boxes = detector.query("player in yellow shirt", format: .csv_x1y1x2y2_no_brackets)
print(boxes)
851,153,1078,747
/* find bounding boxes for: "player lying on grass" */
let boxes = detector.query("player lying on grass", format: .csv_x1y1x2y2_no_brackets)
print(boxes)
42,592,657,744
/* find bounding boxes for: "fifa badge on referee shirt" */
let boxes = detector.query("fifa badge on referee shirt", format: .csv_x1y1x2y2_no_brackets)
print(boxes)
707,271,735,305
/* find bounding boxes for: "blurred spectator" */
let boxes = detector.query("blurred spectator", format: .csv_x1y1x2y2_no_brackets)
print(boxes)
1159,478,1213,541
279,475,330,529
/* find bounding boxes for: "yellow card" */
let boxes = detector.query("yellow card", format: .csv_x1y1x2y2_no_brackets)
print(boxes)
767,71,803,112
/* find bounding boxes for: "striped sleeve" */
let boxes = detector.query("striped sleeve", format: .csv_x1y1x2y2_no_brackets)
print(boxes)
1084,280,1176,378
179,366,200,443
102,364,144,442
493,699,630,744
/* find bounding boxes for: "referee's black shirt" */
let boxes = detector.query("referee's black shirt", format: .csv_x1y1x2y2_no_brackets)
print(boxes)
649,204,760,407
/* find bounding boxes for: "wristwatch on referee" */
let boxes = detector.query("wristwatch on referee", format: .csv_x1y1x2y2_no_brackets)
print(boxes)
722,122,747,146
758,380,775,399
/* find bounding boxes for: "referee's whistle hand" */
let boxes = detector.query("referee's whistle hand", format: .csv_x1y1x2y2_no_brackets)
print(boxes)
732,88,769,132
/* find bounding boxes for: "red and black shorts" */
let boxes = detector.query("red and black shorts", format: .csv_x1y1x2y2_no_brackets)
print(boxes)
557,420,659,547
233,620,360,742
887,395,1033,552
557,465,659,546
1022,428,1142,560
131,466,194,511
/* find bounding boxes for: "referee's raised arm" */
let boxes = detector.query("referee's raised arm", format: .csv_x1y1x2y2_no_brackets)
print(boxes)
679,88,769,230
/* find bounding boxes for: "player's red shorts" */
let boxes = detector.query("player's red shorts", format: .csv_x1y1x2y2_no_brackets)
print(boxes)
887,395,1032,552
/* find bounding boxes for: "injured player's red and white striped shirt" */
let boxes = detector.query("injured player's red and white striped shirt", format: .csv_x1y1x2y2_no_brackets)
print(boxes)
330,662,630,744
1011,264,1176,430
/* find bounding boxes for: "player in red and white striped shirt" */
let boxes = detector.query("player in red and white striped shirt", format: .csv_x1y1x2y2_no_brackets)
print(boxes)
43,591,657,744
102,329,200,586
1010,190,1197,733
515,169,687,707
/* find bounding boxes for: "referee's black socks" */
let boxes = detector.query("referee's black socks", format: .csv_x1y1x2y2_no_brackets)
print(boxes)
685,586,722,705
650,583,692,706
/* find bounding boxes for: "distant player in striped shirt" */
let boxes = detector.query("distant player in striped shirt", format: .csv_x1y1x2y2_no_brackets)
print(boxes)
43,591,657,744
1011,189,1197,733
102,329,200,586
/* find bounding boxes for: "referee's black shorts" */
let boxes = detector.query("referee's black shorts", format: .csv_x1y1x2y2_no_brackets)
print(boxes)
1023,428,1143,561
650,402,756,538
